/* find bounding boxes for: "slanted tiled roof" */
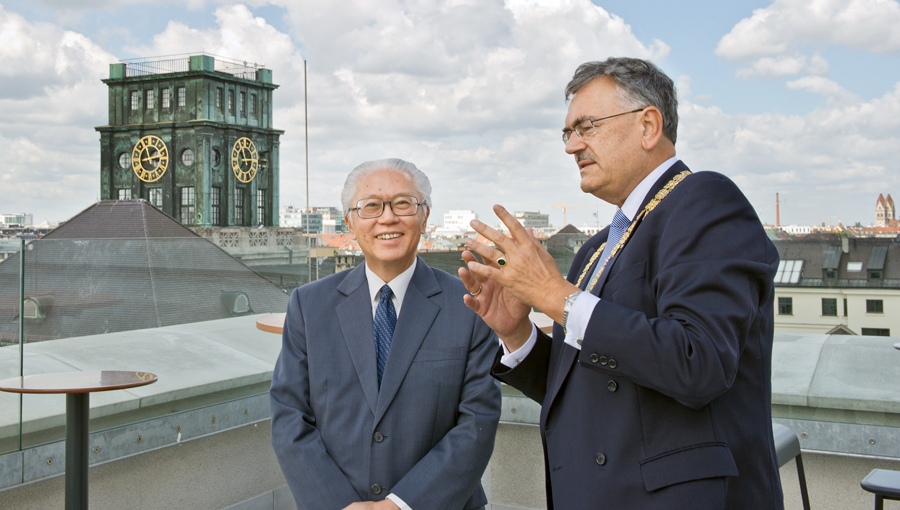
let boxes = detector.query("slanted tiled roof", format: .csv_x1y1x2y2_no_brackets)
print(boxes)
44,200,198,239
0,200,288,344
556,224,583,234
773,237,900,288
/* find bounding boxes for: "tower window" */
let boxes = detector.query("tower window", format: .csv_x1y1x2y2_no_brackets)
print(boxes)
216,88,223,109
130,91,140,110
118,153,130,169
228,90,235,114
118,188,132,200
240,92,246,115
145,89,154,109
257,189,266,226
161,88,170,108
234,188,244,225
180,187,195,225
250,93,258,115
149,188,162,208
211,187,221,226
177,86,186,107
181,148,194,167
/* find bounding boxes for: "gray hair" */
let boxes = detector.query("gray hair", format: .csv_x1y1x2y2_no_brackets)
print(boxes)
340,158,433,220
565,57,678,144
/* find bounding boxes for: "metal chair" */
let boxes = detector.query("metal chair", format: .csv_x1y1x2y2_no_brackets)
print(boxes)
773,423,811,510
861,469,900,510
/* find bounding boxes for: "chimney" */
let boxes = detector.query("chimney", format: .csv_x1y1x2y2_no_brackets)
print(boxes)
776,193,780,227
842,236,849,254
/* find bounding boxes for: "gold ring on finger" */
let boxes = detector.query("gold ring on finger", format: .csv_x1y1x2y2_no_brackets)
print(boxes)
496,256,507,267
471,285,483,297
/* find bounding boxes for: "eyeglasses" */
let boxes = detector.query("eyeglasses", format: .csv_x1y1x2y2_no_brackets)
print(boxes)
350,196,424,219
562,108,646,144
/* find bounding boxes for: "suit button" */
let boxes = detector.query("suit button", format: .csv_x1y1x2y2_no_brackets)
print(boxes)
373,432,384,443
372,484,382,495
595,453,607,465
589,353,599,363
607,380,617,392
608,358,618,369
599,356,608,366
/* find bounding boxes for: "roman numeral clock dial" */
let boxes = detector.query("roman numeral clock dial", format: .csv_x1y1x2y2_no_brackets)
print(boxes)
231,137,258,183
131,135,169,182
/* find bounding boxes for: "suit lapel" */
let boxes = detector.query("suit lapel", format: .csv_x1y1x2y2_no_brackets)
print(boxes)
545,240,602,408
545,162,689,409
336,265,379,416
374,259,441,425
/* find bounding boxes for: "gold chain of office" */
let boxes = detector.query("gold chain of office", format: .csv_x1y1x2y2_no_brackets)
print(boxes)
575,170,692,292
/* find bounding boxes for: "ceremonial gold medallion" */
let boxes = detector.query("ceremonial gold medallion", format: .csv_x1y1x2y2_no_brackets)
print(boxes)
231,137,258,183
131,135,169,183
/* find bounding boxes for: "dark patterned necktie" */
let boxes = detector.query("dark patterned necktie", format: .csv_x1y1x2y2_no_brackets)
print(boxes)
374,285,396,388
586,209,630,288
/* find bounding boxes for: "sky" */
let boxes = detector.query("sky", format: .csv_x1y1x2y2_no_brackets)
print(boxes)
1,0,899,229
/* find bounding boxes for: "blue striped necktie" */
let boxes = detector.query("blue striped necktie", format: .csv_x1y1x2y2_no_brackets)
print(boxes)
374,285,396,388
586,209,630,288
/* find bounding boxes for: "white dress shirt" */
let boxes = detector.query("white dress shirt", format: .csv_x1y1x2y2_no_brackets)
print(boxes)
364,258,416,510
501,157,678,366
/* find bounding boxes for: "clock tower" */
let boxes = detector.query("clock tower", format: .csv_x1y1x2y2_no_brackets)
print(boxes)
96,54,283,227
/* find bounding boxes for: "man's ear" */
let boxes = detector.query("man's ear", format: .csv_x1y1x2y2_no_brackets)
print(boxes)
420,207,430,234
640,107,665,151
345,215,356,239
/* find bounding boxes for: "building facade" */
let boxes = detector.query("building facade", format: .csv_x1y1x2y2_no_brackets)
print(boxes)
513,210,550,229
435,210,478,237
280,206,347,233
0,214,33,227
773,237,900,336
95,54,283,227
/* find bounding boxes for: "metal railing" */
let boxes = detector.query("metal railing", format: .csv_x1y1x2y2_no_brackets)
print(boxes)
122,54,264,81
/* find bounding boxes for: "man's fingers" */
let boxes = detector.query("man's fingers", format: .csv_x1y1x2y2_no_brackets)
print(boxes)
457,265,481,293
492,204,531,244
464,239,505,268
469,218,511,252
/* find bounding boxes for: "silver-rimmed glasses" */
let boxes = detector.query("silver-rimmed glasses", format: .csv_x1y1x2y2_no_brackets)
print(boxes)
562,108,646,144
350,196,424,219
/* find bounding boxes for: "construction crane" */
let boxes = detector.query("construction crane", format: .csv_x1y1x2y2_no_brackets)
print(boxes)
551,205,597,226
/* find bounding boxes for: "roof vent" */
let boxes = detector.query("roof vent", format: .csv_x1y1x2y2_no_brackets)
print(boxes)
24,295,53,320
221,291,252,316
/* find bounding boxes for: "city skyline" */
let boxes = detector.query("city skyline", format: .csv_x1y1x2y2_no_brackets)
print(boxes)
1,0,899,229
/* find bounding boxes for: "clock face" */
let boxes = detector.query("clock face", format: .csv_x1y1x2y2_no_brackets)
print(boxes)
231,137,258,183
131,135,169,183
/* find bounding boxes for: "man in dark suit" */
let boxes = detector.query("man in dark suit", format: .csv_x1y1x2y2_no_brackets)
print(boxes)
461,58,784,509
271,158,501,510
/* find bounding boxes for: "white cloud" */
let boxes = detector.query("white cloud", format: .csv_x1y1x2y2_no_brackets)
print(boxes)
716,0,900,94
735,53,829,79
786,76,861,104
716,0,900,60
676,82,900,224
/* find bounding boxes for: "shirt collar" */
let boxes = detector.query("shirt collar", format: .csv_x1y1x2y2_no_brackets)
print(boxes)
365,257,417,316
619,156,678,221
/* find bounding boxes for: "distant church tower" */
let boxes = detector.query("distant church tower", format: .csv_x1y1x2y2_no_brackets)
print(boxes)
95,54,283,227
876,193,895,227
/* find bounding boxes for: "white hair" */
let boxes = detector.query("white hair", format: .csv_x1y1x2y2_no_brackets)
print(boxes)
340,158,433,220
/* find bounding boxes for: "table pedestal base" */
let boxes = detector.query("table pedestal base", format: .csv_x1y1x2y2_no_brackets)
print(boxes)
66,393,89,510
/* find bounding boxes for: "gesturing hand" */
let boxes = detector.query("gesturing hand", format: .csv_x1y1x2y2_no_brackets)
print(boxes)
459,250,533,350
464,205,579,328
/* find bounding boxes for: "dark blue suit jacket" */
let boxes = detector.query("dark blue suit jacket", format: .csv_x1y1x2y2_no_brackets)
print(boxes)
494,162,784,510
271,258,501,510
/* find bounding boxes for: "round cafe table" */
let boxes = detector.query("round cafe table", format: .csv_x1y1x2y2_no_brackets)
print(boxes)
0,371,157,510
256,312,286,334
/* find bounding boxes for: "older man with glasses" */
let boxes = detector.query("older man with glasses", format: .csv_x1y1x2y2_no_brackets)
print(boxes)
462,58,784,510
270,158,501,510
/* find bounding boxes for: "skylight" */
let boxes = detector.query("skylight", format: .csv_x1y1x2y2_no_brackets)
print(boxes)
774,260,803,284
847,262,863,272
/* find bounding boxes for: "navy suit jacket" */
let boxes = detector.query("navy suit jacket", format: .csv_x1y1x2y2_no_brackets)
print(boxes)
494,162,784,510
271,257,501,510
